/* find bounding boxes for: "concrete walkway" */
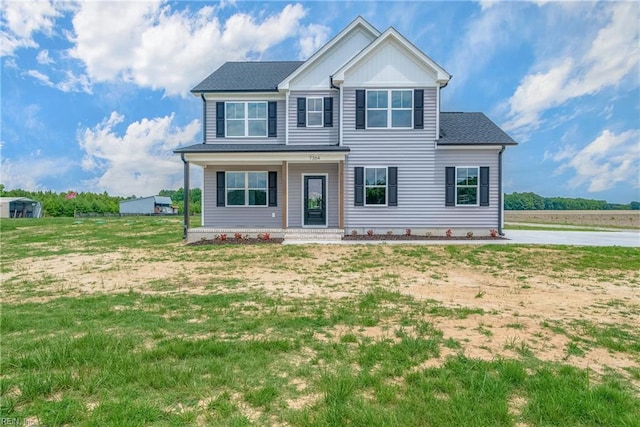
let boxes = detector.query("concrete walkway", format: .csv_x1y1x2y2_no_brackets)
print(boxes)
502,230,640,247
284,230,640,247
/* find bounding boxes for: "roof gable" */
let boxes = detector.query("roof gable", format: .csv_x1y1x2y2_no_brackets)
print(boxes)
332,27,451,86
192,61,303,93
278,16,380,90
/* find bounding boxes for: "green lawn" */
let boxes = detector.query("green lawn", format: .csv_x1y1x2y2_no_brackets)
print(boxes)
1,217,639,426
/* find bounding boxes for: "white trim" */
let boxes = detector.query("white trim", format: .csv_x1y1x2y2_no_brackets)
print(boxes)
331,27,451,84
365,89,413,130
437,145,504,150
184,151,348,166
201,166,206,225
363,166,388,207
306,97,324,127
278,17,380,90
202,92,283,101
436,86,440,141
301,173,328,228
454,166,479,207
285,91,290,145
285,162,289,227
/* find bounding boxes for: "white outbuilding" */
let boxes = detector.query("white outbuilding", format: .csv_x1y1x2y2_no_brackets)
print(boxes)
119,196,177,215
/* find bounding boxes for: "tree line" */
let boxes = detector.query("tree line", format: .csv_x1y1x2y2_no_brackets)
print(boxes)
0,185,202,217
2,186,637,216
504,192,639,210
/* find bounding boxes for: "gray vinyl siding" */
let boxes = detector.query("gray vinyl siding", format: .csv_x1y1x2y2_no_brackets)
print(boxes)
342,87,500,229
287,163,339,227
289,91,339,145
432,149,500,228
204,99,285,144
202,166,282,227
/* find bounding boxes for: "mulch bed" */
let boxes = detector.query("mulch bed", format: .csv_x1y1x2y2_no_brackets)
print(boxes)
343,234,506,241
187,238,284,246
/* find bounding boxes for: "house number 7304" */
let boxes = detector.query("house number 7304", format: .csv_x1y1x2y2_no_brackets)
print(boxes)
309,155,320,161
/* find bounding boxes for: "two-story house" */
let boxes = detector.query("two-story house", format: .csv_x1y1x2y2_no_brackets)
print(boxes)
175,17,517,242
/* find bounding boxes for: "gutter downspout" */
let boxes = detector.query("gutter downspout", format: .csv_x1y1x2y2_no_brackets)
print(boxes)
181,153,190,240
200,94,206,143
330,77,341,146
498,145,505,236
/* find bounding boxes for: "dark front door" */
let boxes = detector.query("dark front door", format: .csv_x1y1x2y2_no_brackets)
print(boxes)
304,175,326,226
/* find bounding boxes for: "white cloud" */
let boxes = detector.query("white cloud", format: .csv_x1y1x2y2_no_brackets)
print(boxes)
0,155,73,192
67,2,308,96
547,129,640,193
0,0,61,56
77,112,200,196
444,3,519,91
36,49,54,64
25,68,92,93
298,23,330,59
503,2,640,133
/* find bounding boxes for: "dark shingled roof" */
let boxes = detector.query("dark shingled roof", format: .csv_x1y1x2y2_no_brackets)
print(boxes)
439,112,517,145
192,61,304,93
174,144,350,154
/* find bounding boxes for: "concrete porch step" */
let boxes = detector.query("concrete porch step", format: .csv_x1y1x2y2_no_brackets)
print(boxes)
284,229,345,241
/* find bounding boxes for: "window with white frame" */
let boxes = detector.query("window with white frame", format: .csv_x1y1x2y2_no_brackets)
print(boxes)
456,167,479,206
225,102,267,137
366,90,412,128
307,98,323,127
226,172,267,206
365,167,387,205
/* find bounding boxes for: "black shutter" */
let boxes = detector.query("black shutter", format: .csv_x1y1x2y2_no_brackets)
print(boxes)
216,171,225,206
355,90,365,129
388,167,398,206
297,98,306,127
354,167,364,206
445,167,455,206
323,97,333,127
216,102,225,138
414,89,424,129
268,101,277,137
480,167,490,206
268,171,277,207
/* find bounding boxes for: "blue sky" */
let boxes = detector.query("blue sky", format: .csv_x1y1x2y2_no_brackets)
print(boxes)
1,0,638,203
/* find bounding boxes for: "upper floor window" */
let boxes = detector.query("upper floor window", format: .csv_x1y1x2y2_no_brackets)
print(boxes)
307,98,323,127
225,102,267,137
366,90,412,128
456,167,479,206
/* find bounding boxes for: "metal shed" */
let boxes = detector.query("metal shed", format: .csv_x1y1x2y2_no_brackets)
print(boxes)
119,196,177,215
0,197,43,218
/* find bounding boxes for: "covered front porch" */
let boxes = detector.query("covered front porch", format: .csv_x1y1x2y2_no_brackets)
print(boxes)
175,144,349,242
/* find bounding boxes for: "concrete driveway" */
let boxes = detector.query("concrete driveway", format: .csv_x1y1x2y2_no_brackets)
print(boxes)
502,230,640,247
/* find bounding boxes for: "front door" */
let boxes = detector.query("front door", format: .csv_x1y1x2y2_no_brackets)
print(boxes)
303,175,326,226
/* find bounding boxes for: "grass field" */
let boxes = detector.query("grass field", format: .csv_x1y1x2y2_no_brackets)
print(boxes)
1,217,639,426
505,210,640,229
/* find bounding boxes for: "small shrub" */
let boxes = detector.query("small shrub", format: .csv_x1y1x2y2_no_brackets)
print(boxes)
466,231,474,239
367,229,374,236
425,231,432,238
214,234,220,241
262,232,271,241
351,229,358,236
243,234,249,240
445,228,453,238
219,233,227,241
489,229,498,238
386,230,393,236
405,228,412,236
234,232,243,240
200,236,206,242
257,233,264,240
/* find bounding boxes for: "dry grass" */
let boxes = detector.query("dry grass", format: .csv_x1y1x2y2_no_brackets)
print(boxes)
505,210,640,229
